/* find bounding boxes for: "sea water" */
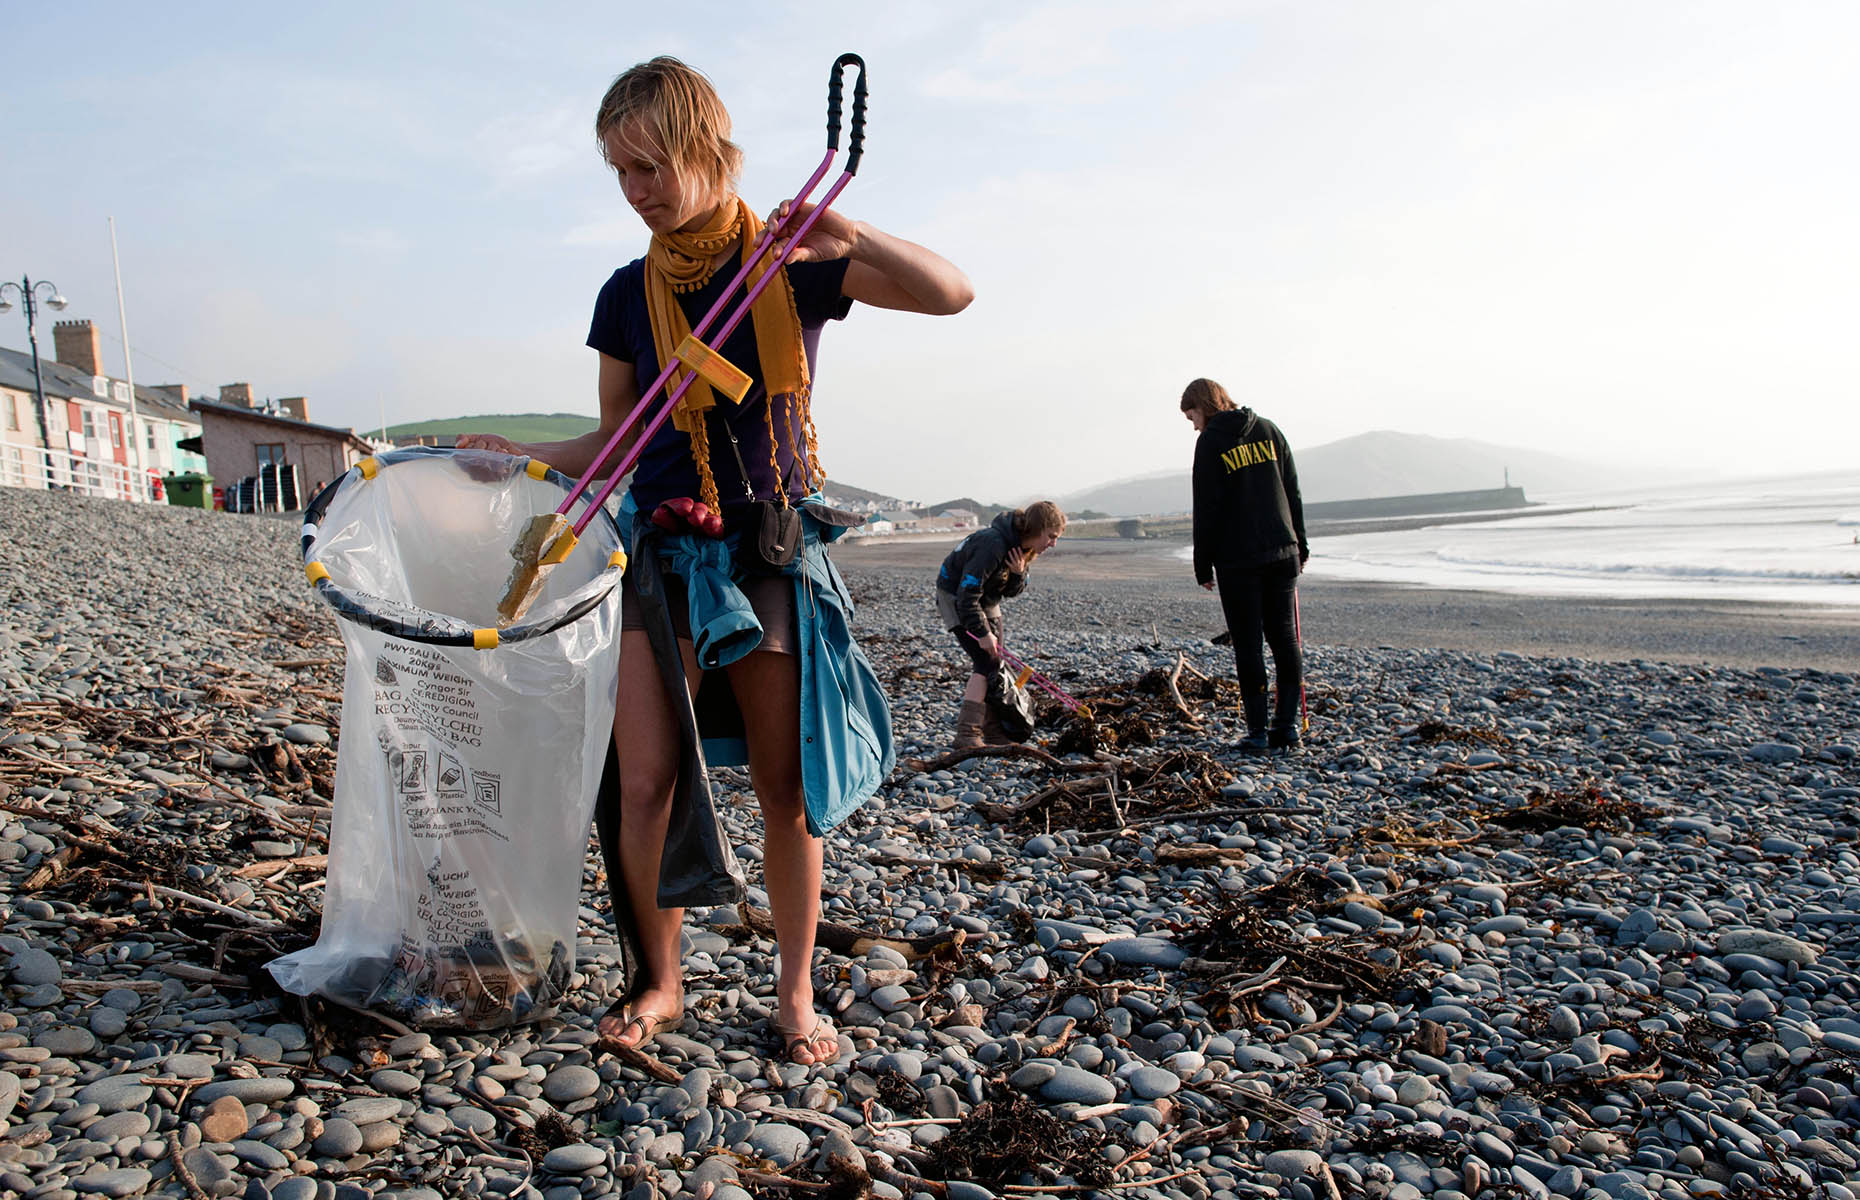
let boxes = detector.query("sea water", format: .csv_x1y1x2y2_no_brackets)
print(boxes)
1202,470,1860,606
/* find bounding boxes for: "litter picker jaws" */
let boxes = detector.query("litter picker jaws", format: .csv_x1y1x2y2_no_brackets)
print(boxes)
496,53,870,625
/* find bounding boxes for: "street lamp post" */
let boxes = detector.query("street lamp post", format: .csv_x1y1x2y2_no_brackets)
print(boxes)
0,275,70,485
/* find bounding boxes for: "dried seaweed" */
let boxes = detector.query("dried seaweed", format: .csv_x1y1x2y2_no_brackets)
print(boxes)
504,1111,581,1163
874,1067,927,1116
1403,721,1510,748
1482,783,1657,832
921,1090,1123,1189
1176,903,1410,1004
976,746,1237,833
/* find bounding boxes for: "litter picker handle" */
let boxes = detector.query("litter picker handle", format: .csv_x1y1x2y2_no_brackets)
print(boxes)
828,53,868,174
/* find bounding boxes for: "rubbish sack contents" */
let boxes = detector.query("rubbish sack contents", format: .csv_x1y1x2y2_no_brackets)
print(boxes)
268,448,625,1029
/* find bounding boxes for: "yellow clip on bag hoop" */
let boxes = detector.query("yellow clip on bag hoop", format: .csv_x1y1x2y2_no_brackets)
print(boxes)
305,562,330,585
525,459,551,480
357,457,379,480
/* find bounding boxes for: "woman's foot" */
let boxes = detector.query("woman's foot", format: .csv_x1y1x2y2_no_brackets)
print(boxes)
775,1010,842,1066
598,985,684,1050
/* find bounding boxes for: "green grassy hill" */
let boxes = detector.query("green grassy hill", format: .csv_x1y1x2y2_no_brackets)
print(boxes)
388,413,945,511
385,413,598,443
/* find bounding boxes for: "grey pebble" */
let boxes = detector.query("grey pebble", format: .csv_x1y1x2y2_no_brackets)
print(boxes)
541,1142,607,1173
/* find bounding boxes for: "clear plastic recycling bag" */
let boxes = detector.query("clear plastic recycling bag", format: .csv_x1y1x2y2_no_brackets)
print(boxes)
267,448,623,1028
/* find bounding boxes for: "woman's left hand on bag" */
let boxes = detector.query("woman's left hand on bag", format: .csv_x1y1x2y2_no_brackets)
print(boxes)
768,200,859,263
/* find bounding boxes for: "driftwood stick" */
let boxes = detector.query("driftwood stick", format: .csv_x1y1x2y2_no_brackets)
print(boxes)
871,852,1006,882
598,1039,682,1083
1156,844,1254,867
1165,653,1202,725
1127,804,1326,827
869,1161,948,1199
173,769,317,839
1285,996,1347,1038
1003,1169,1201,1194
169,1133,211,1200
104,880,289,931
899,743,1124,776
231,854,330,879
737,904,965,964
157,963,250,988
736,1170,829,1194
977,774,1113,823
24,845,81,890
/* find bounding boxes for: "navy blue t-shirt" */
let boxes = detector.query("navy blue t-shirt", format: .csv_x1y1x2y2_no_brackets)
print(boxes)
587,255,852,511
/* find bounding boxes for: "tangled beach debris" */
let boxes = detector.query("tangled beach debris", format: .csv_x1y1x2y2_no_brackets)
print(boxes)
3,485,1860,1200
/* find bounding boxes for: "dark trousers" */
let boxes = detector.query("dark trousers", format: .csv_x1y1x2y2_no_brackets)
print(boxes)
954,609,1006,675
1215,560,1302,731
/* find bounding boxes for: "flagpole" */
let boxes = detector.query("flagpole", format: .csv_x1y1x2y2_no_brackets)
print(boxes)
108,216,146,499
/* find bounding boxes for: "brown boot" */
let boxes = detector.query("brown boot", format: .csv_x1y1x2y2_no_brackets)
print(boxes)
953,700,987,750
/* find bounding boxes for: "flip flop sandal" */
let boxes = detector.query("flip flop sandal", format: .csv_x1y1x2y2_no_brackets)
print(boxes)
777,1014,842,1065
600,1001,683,1050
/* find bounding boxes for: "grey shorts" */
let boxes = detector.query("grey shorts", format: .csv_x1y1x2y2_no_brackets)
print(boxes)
934,590,1001,633
620,569,798,657
936,591,1003,673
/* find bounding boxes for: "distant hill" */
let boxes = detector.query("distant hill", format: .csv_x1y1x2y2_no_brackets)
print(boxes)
819,479,901,507
386,412,598,444
918,496,1010,522
1057,430,1648,516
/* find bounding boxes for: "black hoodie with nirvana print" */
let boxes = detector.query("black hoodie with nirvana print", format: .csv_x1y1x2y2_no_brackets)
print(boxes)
1191,407,1308,586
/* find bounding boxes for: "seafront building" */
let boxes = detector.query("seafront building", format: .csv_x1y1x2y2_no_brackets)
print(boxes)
187,389,375,505
2,317,380,511
0,319,206,500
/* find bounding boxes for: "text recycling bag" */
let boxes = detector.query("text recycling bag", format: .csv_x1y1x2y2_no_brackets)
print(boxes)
269,449,623,1028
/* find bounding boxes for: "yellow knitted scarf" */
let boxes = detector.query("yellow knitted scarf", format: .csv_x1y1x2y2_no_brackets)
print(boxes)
644,196,818,511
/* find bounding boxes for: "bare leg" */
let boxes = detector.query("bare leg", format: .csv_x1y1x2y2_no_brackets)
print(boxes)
599,629,701,1045
724,648,838,1064
962,672,987,703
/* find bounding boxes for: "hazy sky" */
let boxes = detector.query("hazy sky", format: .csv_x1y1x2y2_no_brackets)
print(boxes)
7,2,1855,502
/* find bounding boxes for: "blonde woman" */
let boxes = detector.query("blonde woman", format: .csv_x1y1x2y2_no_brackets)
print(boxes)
463,57,970,1064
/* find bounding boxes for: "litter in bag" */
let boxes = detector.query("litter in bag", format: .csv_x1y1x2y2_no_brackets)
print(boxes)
268,448,624,1029
986,660,1037,743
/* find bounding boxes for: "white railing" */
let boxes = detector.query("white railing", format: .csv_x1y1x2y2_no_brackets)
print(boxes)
0,443,162,504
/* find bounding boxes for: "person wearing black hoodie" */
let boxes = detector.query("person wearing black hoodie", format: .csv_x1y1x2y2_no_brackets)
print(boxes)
935,501,1067,748
1183,377,1309,753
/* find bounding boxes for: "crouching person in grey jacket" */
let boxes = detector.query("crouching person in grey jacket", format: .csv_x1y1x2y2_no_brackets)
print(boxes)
934,501,1067,749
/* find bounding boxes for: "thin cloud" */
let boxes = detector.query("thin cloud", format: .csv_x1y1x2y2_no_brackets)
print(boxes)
476,106,589,184
330,228,411,255
560,216,642,249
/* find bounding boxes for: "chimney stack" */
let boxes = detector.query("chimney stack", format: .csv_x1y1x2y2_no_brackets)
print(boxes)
276,396,309,422
220,383,255,408
151,384,188,406
53,320,103,377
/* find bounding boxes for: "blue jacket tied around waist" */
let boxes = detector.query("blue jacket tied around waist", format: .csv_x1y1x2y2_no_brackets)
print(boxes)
618,494,895,845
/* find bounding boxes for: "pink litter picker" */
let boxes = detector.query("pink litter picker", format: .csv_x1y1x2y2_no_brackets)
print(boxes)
496,53,869,624
968,631,1094,719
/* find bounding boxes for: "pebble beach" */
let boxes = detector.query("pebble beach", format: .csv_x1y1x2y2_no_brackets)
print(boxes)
4,484,1860,1200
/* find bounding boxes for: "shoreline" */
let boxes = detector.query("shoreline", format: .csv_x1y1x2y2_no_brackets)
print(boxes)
832,537,1860,673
